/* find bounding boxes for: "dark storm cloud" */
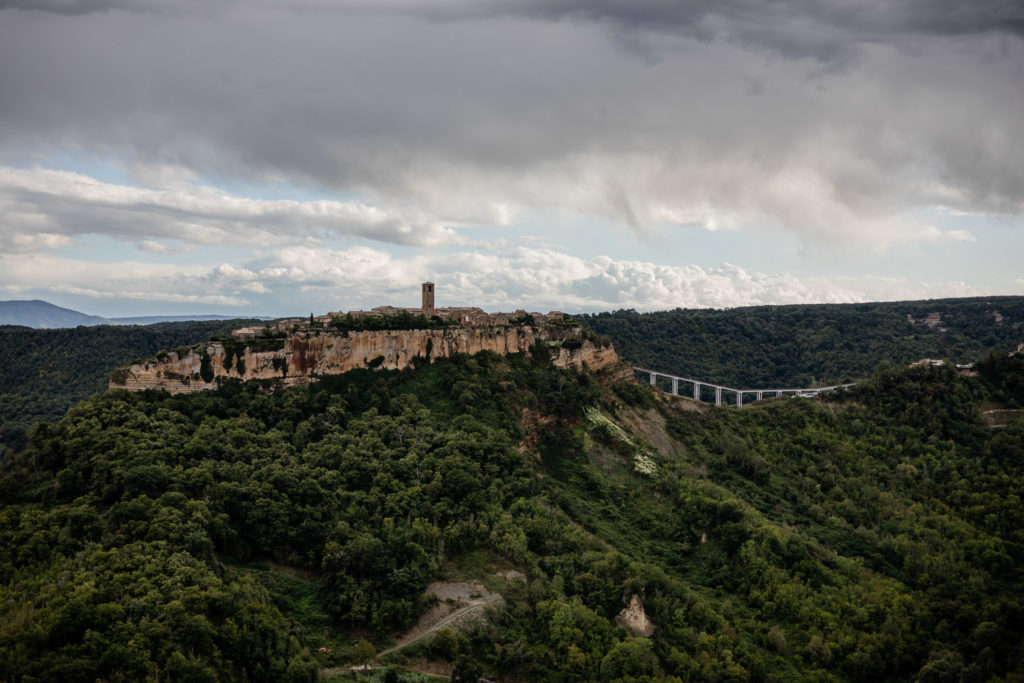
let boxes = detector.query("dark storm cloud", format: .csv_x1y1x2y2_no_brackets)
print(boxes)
10,0,1023,48
349,0,1024,63
0,0,1021,250
492,0,1024,38
0,0,164,14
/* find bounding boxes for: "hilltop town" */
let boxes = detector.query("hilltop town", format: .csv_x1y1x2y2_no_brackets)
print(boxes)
230,282,568,340
110,283,627,393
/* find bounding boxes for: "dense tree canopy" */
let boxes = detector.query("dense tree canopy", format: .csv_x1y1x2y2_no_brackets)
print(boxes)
1,333,1023,680
0,320,260,452
578,297,1024,387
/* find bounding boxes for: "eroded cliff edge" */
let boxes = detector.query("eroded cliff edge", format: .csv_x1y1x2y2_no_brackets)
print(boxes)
110,324,632,394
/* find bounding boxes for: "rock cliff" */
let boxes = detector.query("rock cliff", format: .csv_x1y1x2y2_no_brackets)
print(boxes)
550,342,634,384
110,324,632,394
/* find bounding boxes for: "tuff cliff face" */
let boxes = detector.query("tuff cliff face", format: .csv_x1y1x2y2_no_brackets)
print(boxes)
110,324,631,394
550,342,633,384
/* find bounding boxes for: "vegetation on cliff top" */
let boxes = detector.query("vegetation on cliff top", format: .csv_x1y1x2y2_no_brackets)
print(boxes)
1,341,1022,681
328,311,460,332
324,310,578,332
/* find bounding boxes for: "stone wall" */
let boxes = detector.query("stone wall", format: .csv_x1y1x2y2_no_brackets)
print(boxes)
111,324,631,394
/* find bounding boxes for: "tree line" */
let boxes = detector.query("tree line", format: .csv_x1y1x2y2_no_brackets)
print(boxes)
0,320,259,452
578,296,1024,388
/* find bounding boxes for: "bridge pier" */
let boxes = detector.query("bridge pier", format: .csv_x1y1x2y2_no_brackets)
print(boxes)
633,367,854,409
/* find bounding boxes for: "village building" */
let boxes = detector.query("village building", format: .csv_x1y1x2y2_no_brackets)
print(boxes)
320,283,565,328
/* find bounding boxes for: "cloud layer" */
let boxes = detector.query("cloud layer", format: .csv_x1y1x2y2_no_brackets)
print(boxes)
0,243,987,316
0,166,464,253
0,0,1021,313
2,1,1022,240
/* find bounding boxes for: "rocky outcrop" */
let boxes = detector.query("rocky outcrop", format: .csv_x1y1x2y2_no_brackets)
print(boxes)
616,594,654,636
553,343,633,384
110,324,630,394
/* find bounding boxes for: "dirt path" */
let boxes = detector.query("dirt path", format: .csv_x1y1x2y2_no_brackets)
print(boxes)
983,408,1024,427
380,581,503,656
319,581,504,678
379,601,487,657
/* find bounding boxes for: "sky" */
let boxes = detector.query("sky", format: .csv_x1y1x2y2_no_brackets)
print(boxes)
1,0,1022,317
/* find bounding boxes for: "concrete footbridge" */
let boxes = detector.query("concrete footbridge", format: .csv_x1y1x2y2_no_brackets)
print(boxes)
633,367,855,408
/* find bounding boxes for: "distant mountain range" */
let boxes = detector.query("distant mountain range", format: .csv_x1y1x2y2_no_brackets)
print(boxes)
109,314,254,325
0,300,251,329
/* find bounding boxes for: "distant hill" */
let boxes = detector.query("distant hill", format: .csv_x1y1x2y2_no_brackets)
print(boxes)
0,299,257,328
110,314,256,325
0,318,261,451
0,300,115,328
578,296,1024,388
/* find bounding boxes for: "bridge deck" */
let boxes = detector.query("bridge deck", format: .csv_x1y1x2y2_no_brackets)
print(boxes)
633,367,855,406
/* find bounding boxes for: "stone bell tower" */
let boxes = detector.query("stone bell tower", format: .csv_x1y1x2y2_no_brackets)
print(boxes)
421,282,435,317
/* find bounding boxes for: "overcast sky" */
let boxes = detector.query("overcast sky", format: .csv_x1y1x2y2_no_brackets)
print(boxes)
1,0,1022,316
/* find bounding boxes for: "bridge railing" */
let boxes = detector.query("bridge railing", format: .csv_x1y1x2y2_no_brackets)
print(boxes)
633,367,855,407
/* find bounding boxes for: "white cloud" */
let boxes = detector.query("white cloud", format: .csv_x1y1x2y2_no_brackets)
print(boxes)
919,226,977,242
0,254,250,306
136,240,168,253
0,231,74,254
49,284,249,306
0,166,468,254
1,284,31,295
3,242,1012,316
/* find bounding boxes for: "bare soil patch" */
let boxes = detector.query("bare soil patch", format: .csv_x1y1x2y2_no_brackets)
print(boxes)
380,581,504,657
983,408,1024,427
617,405,683,458
320,581,503,679
617,594,655,637
655,391,707,412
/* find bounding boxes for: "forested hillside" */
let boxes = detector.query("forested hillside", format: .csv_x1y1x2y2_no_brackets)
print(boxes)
1,344,1021,681
578,297,1024,388
0,320,259,452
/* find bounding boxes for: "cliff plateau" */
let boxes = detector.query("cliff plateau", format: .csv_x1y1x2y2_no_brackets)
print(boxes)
110,324,631,393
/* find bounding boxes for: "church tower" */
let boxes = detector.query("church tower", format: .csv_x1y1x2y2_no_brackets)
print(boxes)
422,282,435,317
